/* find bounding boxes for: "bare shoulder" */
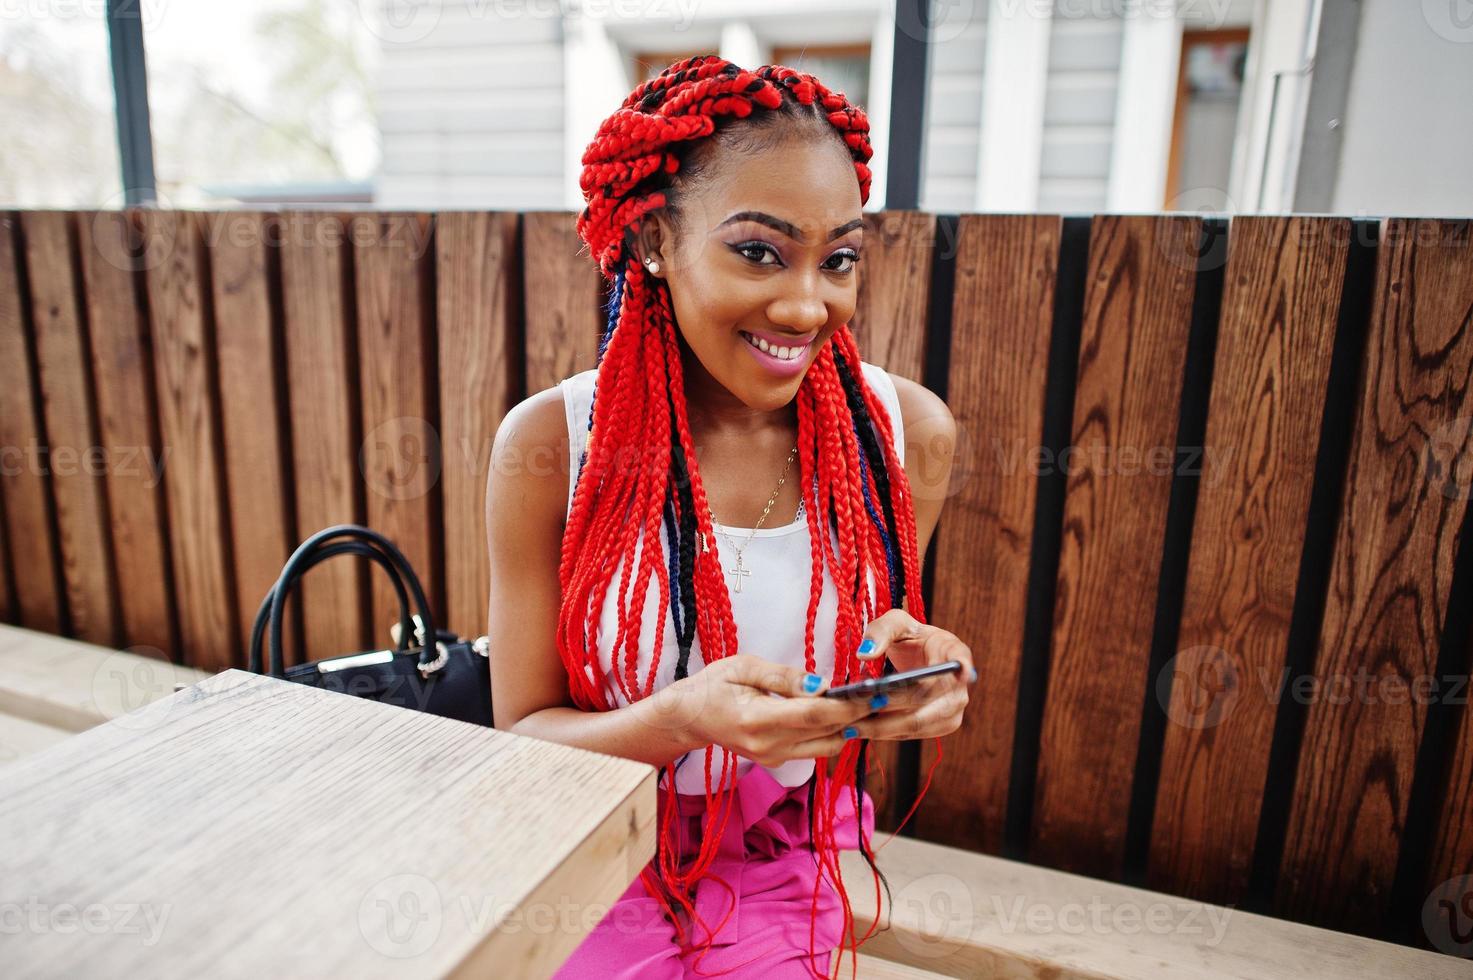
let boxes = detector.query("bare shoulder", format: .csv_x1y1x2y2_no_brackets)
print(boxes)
489,384,572,528
886,371,955,433
882,372,956,562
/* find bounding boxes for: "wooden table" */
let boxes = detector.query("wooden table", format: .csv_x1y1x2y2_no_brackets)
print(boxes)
0,668,657,978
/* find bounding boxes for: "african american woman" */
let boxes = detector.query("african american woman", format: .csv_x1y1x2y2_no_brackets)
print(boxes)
485,55,975,980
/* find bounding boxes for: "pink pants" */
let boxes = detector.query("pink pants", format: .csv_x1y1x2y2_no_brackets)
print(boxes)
551,764,876,979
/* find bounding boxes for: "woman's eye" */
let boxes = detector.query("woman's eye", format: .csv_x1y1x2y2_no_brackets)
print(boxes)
735,242,780,265
733,242,862,274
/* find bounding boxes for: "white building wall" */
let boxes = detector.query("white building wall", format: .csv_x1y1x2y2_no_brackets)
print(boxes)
373,5,566,209
1039,12,1123,213
1330,0,1473,217
918,14,988,212
367,0,1302,216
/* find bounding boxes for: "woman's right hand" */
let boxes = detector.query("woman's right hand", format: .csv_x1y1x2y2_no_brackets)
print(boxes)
670,654,879,768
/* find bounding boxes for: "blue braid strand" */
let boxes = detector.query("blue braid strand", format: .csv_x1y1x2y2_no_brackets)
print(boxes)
663,486,684,640
855,428,900,604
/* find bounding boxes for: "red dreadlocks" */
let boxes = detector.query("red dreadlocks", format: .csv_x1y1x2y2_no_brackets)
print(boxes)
563,54,933,979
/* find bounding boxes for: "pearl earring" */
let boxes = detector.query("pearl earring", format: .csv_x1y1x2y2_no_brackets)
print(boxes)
645,257,660,275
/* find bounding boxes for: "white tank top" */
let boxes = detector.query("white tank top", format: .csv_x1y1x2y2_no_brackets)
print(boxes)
558,360,905,793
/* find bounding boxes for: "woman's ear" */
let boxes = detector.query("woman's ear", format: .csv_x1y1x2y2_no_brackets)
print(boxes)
634,214,669,278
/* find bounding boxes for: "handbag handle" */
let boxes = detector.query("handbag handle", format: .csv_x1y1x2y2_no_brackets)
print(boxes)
263,525,441,679
248,540,415,676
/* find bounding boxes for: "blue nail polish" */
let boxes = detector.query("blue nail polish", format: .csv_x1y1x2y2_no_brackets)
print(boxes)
968,667,978,684
857,638,876,656
843,726,859,740
869,693,889,710
803,673,822,694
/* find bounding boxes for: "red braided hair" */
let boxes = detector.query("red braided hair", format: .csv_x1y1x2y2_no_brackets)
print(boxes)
563,54,935,979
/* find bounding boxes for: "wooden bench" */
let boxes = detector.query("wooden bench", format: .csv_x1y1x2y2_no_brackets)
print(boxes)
0,624,210,767
836,837,1469,979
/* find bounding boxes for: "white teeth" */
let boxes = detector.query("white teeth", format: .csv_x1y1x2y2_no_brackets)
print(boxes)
742,332,805,361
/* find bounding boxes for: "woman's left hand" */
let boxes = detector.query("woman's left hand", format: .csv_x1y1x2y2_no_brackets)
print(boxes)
846,609,976,741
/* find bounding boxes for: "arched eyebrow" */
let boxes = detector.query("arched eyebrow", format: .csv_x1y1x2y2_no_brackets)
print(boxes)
717,211,863,243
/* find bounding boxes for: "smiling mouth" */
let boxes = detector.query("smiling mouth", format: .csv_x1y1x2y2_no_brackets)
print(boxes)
739,330,813,361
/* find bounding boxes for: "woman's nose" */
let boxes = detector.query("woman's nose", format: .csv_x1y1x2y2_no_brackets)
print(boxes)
768,274,828,332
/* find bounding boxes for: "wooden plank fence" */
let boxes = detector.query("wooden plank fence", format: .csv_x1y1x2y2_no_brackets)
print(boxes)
0,208,1469,956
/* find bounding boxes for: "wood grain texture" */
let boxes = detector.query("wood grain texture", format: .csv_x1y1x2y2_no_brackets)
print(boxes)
206,211,298,664
352,213,441,639
6,209,1473,949
0,214,64,633
0,623,208,732
847,210,936,832
1148,217,1350,904
836,834,1470,979
522,211,603,395
76,210,176,660
1031,215,1201,879
436,212,520,639
1275,219,1473,933
19,211,119,647
280,212,367,659
915,215,1061,853
1424,622,1473,937
141,210,238,671
0,711,73,769
0,668,656,979
0,468,10,622
853,210,934,384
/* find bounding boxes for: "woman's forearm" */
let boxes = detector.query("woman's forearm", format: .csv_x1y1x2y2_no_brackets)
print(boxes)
508,682,704,771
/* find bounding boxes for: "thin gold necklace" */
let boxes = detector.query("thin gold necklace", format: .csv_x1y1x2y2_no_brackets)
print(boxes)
702,443,799,594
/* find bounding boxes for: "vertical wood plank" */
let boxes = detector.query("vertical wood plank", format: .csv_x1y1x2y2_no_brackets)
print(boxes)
20,211,120,648
76,210,177,660
1148,217,1350,905
853,210,934,384
1030,215,1201,879
206,211,297,664
849,210,937,831
914,214,1060,852
141,209,238,671
1424,626,1473,943
0,464,11,623
0,213,64,633
280,212,367,659
1276,219,1473,933
522,212,603,395
437,212,520,639
353,212,439,641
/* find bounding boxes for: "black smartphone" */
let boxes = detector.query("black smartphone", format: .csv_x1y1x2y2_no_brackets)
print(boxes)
821,660,967,699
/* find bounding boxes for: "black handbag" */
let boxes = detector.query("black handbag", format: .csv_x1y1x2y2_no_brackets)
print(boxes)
247,524,493,727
